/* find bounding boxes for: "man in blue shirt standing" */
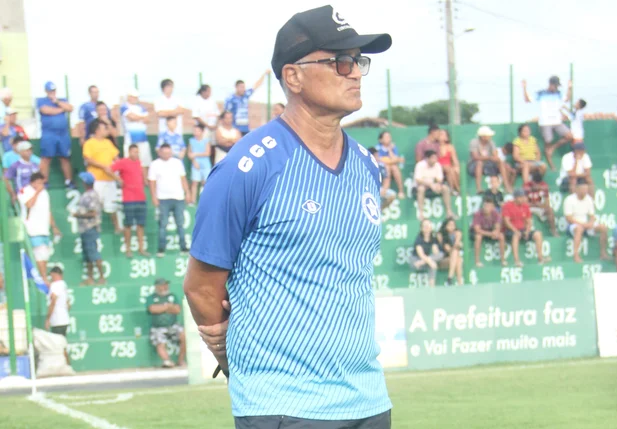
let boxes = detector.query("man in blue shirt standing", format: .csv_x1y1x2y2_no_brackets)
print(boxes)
36,81,74,188
224,71,270,136
156,117,186,160
184,5,393,428
78,85,107,146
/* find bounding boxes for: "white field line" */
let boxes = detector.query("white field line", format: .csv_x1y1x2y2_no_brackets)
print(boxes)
29,393,128,429
69,393,134,406
55,383,227,401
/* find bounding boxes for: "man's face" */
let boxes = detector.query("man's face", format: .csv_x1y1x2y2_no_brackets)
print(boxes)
193,127,204,139
163,84,174,97
576,184,588,198
96,104,107,119
427,154,437,167
20,148,32,161
159,147,172,160
95,123,108,138
127,95,138,104
221,112,233,126
8,113,17,125
574,149,585,159
515,195,526,205
489,176,500,190
31,178,44,191
236,83,246,96
46,89,56,99
483,201,495,214
200,88,211,99
167,118,177,132
89,87,100,101
129,147,139,161
155,283,169,295
549,83,558,92
293,49,363,117
479,135,491,144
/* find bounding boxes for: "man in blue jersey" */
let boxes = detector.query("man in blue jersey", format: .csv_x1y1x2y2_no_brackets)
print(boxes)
78,85,108,146
224,71,270,136
184,5,392,428
36,81,74,188
120,89,151,178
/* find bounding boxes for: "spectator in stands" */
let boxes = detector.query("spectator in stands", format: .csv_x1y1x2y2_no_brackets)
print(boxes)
156,117,186,159
87,102,118,146
563,179,609,263
376,131,405,199
192,84,220,134
120,89,151,179
272,103,285,118
155,79,184,135
78,85,105,146
522,77,573,170
436,218,463,286
112,144,149,258
0,87,12,120
437,129,461,194
414,124,440,163
472,196,506,267
410,219,443,287
4,141,40,203
45,266,71,364
558,143,594,195
513,124,547,184
1,108,29,153
3,136,40,170
368,147,396,210
187,124,212,205
483,175,504,210
524,171,558,236
225,71,270,136
148,143,190,258
36,81,74,188
18,172,60,282
496,142,517,188
469,126,513,194
502,189,550,267
146,278,186,368
562,99,587,144
214,111,241,164
72,172,105,285
83,119,122,234
413,150,455,220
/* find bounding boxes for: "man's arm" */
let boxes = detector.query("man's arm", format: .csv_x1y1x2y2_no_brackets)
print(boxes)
181,176,190,202
148,303,169,314
39,105,64,115
503,215,518,232
522,80,532,103
3,177,15,202
512,145,522,163
149,180,159,207
1,121,9,137
166,303,182,315
252,70,270,91
45,294,57,329
56,100,73,112
23,188,43,209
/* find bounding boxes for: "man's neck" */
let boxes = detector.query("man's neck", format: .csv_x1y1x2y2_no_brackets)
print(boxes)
281,102,344,153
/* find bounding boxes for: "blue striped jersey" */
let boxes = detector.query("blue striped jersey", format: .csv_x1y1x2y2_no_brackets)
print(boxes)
191,118,391,420
224,89,254,133
120,102,148,144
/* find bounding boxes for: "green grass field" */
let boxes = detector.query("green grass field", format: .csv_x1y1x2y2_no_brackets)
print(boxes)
1,358,616,429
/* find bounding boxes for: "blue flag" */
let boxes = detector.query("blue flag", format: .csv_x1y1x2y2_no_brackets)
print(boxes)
22,253,49,295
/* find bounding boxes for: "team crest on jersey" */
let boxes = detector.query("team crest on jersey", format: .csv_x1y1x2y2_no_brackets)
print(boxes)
302,199,322,214
361,192,380,225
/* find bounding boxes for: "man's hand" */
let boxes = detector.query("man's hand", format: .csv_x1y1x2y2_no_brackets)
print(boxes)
103,166,114,176
152,197,159,208
52,225,61,236
568,80,573,89
185,195,191,204
521,79,527,88
45,319,50,330
197,300,231,362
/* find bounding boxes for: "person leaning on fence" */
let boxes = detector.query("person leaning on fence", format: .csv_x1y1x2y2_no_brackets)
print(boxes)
513,123,547,184
502,189,550,267
17,172,61,284
409,219,444,287
563,179,609,263
471,196,506,267
436,217,463,286
413,149,455,220
146,278,186,368
72,172,105,286
558,142,594,195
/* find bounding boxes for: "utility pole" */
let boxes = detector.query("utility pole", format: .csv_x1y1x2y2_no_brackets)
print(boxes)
445,0,460,125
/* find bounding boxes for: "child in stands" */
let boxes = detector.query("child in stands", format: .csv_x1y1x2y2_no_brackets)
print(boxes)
524,171,558,236
483,175,504,210
562,99,587,144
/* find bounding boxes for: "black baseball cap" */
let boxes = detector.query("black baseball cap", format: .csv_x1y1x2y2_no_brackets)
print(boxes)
549,75,561,86
271,5,392,80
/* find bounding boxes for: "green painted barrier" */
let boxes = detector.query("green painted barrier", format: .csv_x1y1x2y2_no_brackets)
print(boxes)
375,279,598,371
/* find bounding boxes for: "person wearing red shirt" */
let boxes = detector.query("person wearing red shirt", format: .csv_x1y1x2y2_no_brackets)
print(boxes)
112,144,148,258
502,189,550,267
524,171,558,237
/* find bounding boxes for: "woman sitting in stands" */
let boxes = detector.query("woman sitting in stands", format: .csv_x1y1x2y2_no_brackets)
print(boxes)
437,129,461,194
409,219,444,288
214,110,242,164
436,218,464,286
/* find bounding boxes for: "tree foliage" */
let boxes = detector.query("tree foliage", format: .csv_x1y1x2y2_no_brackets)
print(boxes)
379,100,479,126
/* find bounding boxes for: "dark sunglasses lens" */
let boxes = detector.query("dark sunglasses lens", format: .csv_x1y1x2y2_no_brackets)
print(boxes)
336,55,354,75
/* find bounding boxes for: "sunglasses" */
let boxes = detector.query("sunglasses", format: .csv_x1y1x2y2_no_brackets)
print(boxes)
295,54,371,77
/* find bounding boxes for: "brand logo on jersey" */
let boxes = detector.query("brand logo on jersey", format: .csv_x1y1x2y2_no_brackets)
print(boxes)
332,9,352,31
357,144,368,156
361,192,380,225
302,199,322,214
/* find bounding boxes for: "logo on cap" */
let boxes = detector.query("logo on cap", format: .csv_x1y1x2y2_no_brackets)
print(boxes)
332,8,352,32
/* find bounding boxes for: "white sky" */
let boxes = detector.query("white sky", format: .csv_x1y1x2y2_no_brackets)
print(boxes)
23,0,617,125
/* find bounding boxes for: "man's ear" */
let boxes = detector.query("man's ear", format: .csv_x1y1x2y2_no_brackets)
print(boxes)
281,65,303,95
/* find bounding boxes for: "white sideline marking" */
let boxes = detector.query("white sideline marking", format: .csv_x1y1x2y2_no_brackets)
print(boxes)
29,393,128,429
388,357,617,380
55,383,226,401
70,393,134,406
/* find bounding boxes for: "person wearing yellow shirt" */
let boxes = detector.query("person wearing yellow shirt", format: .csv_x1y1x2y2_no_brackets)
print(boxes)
83,119,123,233
513,123,547,184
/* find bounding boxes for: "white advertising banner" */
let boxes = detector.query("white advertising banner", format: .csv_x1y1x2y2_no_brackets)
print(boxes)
593,273,617,358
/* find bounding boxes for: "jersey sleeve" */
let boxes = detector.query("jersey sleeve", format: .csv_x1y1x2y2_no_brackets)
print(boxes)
4,163,16,179
563,197,573,217
190,155,265,270
224,96,233,113
78,104,86,120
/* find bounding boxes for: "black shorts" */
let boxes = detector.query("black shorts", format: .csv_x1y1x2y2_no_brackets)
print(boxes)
51,325,68,336
123,202,147,227
467,160,499,176
235,410,391,429
504,229,536,241
412,186,442,199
